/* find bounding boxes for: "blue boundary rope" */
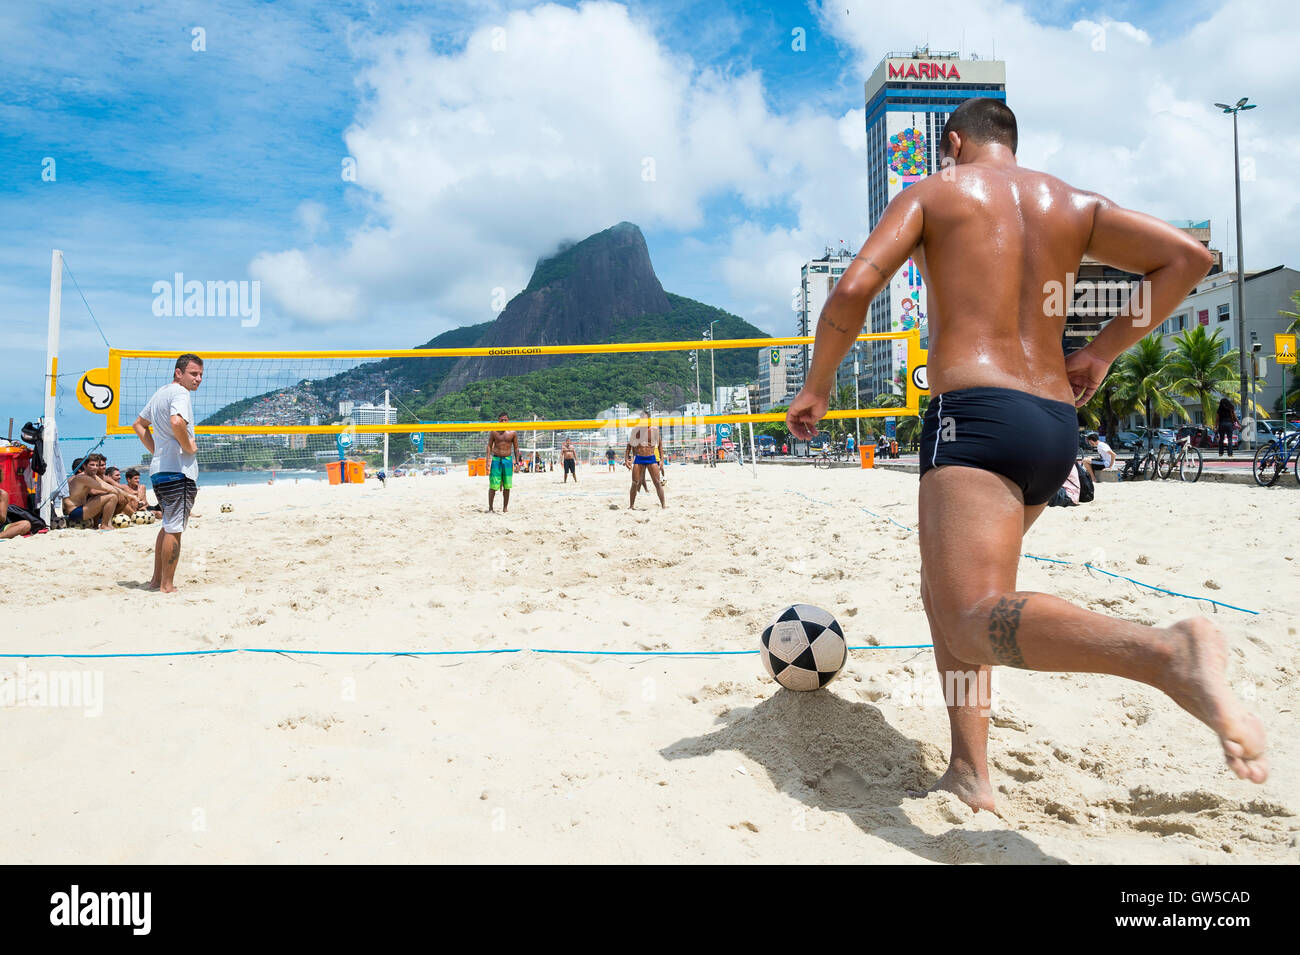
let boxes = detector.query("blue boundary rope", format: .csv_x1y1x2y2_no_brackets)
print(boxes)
788,490,1258,615
0,644,934,660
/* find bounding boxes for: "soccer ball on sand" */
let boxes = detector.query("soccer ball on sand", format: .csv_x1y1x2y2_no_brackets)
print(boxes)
112,513,131,528
133,511,148,525
759,604,847,691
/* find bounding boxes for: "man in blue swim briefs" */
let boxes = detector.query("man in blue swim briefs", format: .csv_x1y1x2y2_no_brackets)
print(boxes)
486,412,521,513
624,409,665,509
787,98,1265,811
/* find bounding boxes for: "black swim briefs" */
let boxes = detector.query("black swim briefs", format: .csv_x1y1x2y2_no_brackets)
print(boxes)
919,386,1078,506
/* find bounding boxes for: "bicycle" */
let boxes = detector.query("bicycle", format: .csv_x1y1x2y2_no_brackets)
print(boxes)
1155,435,1203,483
1252,429,1300,487
1118,438,1160,481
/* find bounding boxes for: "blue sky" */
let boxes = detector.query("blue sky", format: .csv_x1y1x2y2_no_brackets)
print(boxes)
2,0,1296,438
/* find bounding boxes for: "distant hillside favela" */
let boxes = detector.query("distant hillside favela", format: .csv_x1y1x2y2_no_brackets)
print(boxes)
203,222,772,433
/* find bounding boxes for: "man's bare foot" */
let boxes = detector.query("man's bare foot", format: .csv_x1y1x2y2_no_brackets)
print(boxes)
147,581,161,591
907,760,998,814
159,584,178,593
1158,618,1268,783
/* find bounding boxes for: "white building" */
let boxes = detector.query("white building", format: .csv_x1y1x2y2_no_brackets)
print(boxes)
757,344,802,411
350,400,394,447
1127,264,1300,429
797,248,854,387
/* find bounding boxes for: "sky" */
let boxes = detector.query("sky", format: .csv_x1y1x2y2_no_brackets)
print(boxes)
2,0,1297,436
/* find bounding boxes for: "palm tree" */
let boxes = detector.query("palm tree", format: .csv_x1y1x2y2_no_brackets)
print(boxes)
827,384,858,443
897,395,928,448
1281,292,1300,413
1281,290,1300,335
1081,374,1126,440
1164,325,1245,421
1110,335,1188,435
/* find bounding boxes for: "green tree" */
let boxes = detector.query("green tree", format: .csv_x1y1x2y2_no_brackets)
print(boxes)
1280,291,1300,413
826,384,858,442
1164,325,1245,420
1110,336,1188,432
755,406,788,442
896,395,928,448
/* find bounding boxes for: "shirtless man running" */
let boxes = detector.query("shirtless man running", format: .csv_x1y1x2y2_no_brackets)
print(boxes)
625,410,665,509
486,412,521,513
787,99,1266,812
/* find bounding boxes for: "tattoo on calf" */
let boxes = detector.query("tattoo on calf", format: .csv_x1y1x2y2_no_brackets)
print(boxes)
988,596,1029,668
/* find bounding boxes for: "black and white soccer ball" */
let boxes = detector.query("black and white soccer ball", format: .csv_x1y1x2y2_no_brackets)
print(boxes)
760,604,847,691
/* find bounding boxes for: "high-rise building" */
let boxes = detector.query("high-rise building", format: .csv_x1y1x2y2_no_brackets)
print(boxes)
863,48,1007,397
758,344,803,411
796,247,856,391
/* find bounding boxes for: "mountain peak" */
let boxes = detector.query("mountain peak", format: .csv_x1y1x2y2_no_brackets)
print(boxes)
524,221,651,294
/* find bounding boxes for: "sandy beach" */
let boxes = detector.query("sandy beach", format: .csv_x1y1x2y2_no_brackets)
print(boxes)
1,462,1296,864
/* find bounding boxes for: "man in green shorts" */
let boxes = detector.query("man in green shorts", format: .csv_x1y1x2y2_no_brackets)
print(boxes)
486,412,521,513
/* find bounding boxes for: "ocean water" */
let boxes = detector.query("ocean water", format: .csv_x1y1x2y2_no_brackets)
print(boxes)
199,469,327,486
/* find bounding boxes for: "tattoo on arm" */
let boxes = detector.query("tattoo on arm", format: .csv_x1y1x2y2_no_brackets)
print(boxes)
987,595,1029,668
859,256,886,277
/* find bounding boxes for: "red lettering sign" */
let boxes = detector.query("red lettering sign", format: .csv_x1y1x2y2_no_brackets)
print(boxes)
1198,309,1209,326
888,61,964,81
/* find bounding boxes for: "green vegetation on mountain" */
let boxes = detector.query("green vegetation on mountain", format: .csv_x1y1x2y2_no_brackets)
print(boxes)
410,293,766,422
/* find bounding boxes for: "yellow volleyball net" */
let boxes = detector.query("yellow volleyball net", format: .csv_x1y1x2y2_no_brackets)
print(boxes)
74,332,926,470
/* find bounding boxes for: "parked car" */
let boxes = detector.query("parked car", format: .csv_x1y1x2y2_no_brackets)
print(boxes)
1175,424,1222,449
1255,419,1299,440
1106,430,1141,452
1131,427,1177,451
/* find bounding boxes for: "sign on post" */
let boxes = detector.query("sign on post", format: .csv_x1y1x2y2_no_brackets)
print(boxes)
1276,334,1297,365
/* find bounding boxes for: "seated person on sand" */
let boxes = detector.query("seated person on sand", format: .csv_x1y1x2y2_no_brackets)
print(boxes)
90,456,139,516
1080,431,1116,482
62,457,123,529
123,468,159,512
1,488,33,540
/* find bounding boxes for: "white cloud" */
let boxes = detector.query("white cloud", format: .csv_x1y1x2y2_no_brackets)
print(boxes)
819,0,1300,275
254,1,867,331
254,0,1300,342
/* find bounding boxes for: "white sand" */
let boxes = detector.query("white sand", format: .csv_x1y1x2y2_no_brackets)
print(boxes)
1,463,1296,863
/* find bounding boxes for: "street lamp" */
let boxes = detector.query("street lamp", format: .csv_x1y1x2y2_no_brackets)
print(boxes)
1213,96,1257,445
706,320,719,415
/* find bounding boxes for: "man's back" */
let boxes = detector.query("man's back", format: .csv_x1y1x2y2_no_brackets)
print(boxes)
911,163,1097,404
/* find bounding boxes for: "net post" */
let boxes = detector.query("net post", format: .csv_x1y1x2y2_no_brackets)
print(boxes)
40,249,63,527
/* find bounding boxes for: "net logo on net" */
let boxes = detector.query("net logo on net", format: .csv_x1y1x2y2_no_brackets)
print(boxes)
151,273,260,327
49,886,151,935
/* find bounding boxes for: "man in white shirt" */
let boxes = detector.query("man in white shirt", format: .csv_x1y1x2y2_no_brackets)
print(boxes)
132,354,203,593
1082,431,1115,482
